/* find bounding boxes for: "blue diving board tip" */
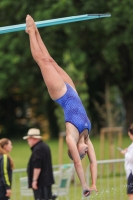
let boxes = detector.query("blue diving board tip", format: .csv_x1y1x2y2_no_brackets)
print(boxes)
0,13,111,34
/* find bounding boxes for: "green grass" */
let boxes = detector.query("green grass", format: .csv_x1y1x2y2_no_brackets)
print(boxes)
10,135,130,200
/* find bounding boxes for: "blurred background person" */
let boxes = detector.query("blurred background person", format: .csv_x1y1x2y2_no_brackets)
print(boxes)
121,124,133,200
0,138,14,200
23,128,56,200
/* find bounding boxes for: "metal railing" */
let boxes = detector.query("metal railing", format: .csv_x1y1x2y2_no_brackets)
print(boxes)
11,159,126,200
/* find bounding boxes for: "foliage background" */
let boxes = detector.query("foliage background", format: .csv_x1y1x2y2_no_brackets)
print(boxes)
0,0,133,138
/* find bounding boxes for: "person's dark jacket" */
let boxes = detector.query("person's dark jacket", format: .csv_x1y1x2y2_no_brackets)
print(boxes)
27,140,54,188
0,154,12,189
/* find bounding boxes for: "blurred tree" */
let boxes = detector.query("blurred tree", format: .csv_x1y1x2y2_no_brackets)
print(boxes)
0,0,89,138
0,0,133,138
66,0,133,129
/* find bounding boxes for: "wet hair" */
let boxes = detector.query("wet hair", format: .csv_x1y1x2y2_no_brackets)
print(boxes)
0,138,14,169
128,124,133,135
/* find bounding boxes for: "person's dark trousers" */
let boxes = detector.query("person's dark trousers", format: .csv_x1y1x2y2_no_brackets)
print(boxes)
33,185,53,200
0,186,10,200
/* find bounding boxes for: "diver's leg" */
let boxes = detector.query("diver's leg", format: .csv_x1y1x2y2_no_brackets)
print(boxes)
34,20,76,90
26,15,66,100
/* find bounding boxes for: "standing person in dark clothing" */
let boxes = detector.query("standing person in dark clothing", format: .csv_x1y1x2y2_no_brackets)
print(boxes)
0,138,14,200
23,128,55,200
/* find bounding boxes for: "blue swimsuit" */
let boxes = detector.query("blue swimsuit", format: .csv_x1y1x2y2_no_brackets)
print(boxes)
55,83,91,134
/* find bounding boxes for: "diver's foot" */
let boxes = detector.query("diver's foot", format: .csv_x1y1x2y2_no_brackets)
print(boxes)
25,14,36,34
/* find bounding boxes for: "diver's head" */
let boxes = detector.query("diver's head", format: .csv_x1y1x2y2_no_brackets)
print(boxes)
68,143,88,160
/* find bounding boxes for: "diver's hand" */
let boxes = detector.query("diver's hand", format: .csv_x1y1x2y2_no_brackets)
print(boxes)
83,189,91,197
90,184,98,193
82,184,91,197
